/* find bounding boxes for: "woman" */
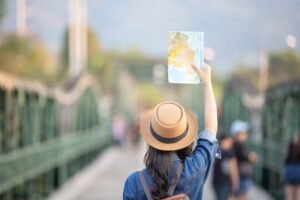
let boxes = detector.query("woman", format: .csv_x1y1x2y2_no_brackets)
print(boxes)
123,64,220,200
283,132,300,200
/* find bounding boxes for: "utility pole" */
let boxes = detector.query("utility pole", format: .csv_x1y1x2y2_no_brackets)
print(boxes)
68,0,88,78
16,0,27,37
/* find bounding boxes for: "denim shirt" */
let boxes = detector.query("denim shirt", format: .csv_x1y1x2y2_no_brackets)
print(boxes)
123,130,220,200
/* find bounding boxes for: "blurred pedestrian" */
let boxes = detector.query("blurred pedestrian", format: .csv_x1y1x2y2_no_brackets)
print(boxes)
213,134,239,200
128,117,140,146
123,63,220,199
283,132,300,200
231,120,256,200
112,113,126,146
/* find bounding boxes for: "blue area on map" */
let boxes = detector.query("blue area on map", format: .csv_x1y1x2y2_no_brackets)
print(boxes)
168,66,199,84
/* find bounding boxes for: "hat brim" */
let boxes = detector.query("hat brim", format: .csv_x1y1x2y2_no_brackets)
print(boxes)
140,108,198,151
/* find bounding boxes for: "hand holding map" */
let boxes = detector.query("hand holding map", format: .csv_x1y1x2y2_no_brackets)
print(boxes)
191,63,211,86
168,31,204,84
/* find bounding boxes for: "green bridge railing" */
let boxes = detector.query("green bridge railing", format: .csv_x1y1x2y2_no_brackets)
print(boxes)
219,81,249,133
219,80,300,200
259,81,300,199
0,72,111,200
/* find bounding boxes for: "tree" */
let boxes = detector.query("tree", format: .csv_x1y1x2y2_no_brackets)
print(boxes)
0,35,54,83
61,27,103,70
0,0,5,24
228,50,300,93
268,50,300,87
61,27,117,93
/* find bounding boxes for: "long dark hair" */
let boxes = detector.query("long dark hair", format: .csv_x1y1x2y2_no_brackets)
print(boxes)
144,143,193,199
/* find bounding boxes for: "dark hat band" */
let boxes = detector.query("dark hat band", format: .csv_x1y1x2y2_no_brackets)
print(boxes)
150,123,189,144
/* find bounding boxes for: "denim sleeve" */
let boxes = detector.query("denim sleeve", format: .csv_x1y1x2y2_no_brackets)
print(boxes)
123,176,135,200
184,130,220,179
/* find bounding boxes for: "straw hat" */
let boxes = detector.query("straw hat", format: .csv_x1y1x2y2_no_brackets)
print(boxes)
140,101,198,151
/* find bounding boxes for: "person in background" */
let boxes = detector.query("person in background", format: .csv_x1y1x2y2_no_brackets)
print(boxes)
213,134,239,200
128,116,140,147
231,120,256,200
283,132,300,200
112,113,126,146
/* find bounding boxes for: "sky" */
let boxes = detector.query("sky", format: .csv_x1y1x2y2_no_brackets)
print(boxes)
2,0,300,74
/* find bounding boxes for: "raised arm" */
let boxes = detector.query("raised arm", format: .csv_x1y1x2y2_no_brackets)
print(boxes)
192,63,218,134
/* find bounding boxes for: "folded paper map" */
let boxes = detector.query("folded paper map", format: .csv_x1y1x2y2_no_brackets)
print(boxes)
168,31,203,84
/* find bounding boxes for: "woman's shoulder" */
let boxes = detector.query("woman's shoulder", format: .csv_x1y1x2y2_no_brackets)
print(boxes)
125,169,147,187
125,171,138,185
123,169,147,197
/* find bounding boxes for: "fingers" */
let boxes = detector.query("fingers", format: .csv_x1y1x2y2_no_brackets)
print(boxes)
204,63,211,70
193,63,211,70
192,63,211,73
191,64,202,76
191,64,198,71
191,62,212,85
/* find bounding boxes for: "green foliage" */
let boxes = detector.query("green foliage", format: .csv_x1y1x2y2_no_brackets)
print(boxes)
229,64,259,93
229,50,300,92
61,27,103,69
0,35,56,83
86,29,102,67
268,50,300,87
0,0,5,24
121,47,146,60
61,28,69,69
211,73,223,104
138,83,164,106
61,27,115,92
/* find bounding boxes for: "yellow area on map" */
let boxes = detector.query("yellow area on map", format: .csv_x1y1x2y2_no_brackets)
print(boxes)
168,32,195,74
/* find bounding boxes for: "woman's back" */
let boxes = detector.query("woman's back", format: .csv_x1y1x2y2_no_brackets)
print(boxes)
123,130,220,200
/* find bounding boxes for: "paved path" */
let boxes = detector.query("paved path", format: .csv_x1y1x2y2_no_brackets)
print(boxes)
48,144,273,200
